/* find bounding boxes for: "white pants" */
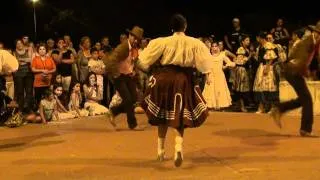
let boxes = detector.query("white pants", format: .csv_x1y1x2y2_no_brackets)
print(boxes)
62,76,72,92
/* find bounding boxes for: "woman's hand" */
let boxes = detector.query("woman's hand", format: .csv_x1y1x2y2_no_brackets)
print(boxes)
206,79,211,85
263,65,270,76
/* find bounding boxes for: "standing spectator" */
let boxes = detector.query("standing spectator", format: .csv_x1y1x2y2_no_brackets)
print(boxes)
218,40,236,97
120,33,128,44
13,39,34,114
64,35,73,49
253,32,279,113
202,41,235,110
22,35,30,49
224,18,246,53
31,44,56,107
101,36,112,52
53,39,75,92
233,36,252,112
94,42,102,51
270,18,290,48
46,38,55,55
63,35,77,57
78,36,91,84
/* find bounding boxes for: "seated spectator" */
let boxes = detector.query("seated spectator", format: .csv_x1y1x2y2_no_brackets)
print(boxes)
68,81,89,117
83,73,109,116
53,84,77,119
27,89,58,124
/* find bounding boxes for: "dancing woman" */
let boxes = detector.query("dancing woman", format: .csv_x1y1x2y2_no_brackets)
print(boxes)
135,14,214,167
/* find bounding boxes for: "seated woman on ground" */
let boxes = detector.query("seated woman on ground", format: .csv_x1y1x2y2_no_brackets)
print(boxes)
83,72,109,116
53,84,77,119
68,81,89,117
26,89,59,123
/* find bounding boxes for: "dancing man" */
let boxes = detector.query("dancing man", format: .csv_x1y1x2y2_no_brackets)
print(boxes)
271,22,320,137
135,14,214,167
104,26,144,130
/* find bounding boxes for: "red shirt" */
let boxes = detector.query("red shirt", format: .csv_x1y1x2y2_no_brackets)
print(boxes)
31,56,56,87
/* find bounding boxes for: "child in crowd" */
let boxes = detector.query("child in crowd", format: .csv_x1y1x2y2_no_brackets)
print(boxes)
53,84,77,119
51,74,62,90
68,81,89,117
83,73,108,116
26,89,59,123
88,47,105,95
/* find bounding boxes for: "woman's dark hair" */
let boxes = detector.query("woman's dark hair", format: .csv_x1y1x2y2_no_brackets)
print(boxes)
170,14,187,32
14,39,23,47
69,80,80,92
53,83,63,92
211,40,219,46
293,29,304,39
90,47,98,54
84,72,97,87
43,89,53,98
257,31,267,39
240,35,250,46
240,34,250,42
56,38,64,44
80,36,90,46
36,43,47,53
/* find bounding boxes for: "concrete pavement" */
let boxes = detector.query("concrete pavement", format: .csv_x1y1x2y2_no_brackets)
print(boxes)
0,112,319,180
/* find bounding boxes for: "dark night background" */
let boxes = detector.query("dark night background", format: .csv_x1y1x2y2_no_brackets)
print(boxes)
1,0,319,48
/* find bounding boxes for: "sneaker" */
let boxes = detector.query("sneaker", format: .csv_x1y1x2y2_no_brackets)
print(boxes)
300,130,313,137
174,151,183,167
270,108,282,129
129,125,145,131
157,151,165,162
241,107,248,112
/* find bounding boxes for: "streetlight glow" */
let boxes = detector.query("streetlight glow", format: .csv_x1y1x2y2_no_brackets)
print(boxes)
31,0,39,41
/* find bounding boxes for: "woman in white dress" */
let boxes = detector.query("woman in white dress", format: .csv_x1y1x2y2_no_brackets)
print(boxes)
202,42,235,110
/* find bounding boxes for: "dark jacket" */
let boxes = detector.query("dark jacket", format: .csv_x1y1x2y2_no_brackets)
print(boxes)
285,35,319,75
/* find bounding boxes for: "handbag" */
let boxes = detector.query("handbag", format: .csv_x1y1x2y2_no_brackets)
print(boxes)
4,108,25,128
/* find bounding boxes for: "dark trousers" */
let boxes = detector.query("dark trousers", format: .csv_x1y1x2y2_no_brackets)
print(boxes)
111,74,137,129
103,74,115,106
278,72,313,133
34,87,49,109
14,74,34,113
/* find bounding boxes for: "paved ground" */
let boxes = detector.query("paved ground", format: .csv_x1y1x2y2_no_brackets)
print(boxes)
0,112,319,180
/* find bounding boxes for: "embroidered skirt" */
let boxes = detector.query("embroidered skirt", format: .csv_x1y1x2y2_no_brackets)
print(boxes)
141,65,208,129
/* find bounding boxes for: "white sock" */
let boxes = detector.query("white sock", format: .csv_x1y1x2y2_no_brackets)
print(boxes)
174,136,183,160
157,137,165,155
175,136,183,151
